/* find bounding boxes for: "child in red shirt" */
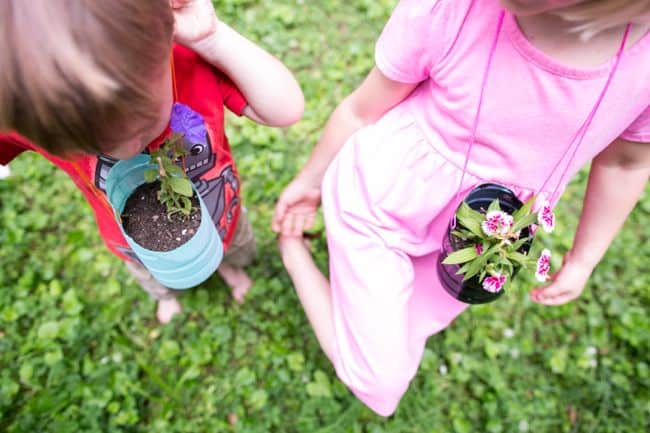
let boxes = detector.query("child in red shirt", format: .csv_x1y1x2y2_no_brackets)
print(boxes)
0,0,303,323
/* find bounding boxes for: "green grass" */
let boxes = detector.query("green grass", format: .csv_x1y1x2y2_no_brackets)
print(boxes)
1,1,649,432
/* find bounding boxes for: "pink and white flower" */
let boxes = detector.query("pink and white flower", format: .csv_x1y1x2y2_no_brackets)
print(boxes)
537,200,555,233
535,249,552,282
482,272,507,293
481,210,514,237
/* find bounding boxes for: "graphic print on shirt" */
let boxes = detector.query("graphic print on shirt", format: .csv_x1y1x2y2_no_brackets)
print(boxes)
93,102,239,241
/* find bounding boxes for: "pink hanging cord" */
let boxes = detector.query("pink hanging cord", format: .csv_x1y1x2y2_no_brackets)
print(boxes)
452,9,631,218
540,24,631,203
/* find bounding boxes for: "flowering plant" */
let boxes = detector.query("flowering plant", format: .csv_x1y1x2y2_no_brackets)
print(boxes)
442,196,555,293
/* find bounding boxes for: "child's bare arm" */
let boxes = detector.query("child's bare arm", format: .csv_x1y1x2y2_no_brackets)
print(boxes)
171,0,303,127
531,138,650,305
191,21,304,126
297,68,417,188
272,67,418,235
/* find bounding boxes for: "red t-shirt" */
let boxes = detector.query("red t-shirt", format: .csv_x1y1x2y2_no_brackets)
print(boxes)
0,45,247,262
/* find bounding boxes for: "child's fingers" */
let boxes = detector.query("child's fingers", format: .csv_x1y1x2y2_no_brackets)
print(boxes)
530,283,574,305
272,202,288,233
281,213,296,237
533,294,570,305
293,214,306,237
532,291,574,305
530,283,553,301
305,213,316,230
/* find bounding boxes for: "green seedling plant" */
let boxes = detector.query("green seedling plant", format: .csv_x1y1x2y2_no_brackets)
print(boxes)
143,132,195,219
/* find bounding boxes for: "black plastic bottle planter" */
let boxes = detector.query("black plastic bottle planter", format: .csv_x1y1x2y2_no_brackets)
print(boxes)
437,183,533,304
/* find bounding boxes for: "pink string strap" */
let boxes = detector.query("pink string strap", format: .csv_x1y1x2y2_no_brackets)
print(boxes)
453,10,632,211
453,10,506,210
540,24,631,203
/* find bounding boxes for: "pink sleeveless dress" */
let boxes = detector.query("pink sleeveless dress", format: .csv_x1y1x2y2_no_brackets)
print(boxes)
321,0,650,416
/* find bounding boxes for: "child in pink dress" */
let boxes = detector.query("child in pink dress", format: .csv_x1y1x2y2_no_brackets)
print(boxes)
274,0,650,417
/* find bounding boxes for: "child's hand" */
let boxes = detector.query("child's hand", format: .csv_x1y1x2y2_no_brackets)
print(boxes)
272,178,321,236
530,251,593,305
170,0,219,48
171,1,304,127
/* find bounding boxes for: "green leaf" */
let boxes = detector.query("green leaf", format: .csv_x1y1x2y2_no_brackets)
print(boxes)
457,202,483,219
457,201,484,223
484,339,501,359
168,178,193,197
459,243,500,281
44,349,63,365
306,382,332,398
451,230,474,241
19,364,33,383
513,194,536,221
511,212,538,234
144,169,158,183
37,321,61,340
507,251,532,267
456,202,485,238
287,353,305,372
462,258,485,281
248,389,269,410
510,236,532,252
159,340,181,360
442,247,478,265
306,371,332,398
457,261,472,275
490,256,514,277
550,348,569,374
483,243,501,258
166,164,185,177
62,289,83,316
458,219,483,238
487,199,501,213
234,368,256,387
162,158,177,175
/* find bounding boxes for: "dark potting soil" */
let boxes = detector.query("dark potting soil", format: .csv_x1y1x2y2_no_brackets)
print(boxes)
121,181,201,252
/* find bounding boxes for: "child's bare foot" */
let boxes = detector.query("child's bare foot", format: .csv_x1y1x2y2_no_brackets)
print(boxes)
218,263,252,304
156,297,182,324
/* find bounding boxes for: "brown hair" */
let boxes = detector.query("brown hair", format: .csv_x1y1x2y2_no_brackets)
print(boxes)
0,0,174,156
556,0,650,40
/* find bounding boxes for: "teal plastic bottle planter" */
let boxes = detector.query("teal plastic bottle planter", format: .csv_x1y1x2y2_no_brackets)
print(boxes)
105,154,223,289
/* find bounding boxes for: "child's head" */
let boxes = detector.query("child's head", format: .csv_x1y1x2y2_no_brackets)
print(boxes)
0,0,175,159
500,0,650,38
